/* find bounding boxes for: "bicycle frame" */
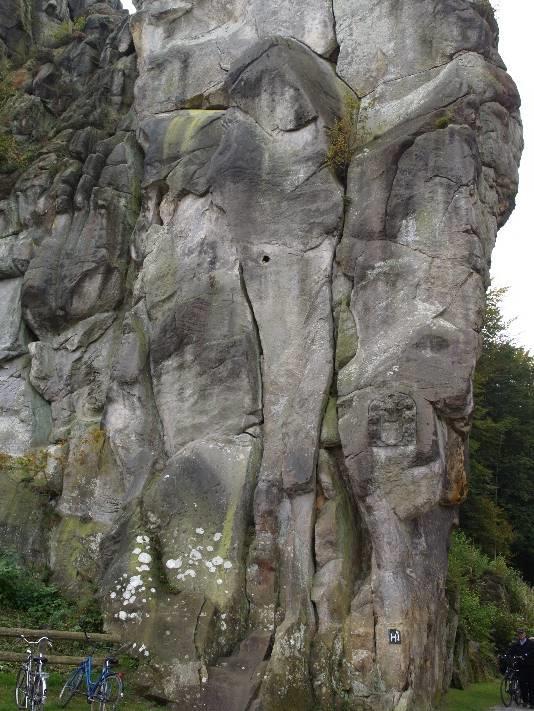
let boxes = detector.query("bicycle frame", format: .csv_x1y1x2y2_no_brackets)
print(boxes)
59,636,130,708
17,635,52,710
73,654,120,700
500,653,525,707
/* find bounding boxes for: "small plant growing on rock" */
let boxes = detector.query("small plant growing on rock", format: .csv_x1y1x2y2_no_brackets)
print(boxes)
0,131,35,174
0,59,16,112
435,111,454,129
326,93,359,175
0,449,48,478
52,16,87,46
0,59,35,174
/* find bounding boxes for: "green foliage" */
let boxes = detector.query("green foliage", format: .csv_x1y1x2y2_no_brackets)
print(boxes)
448,532,534,655
0,553,101,631
462,288,534,581
435,111,453,129
0,59,35,173
0,450,47,479
0,60,16,113
0,133,34,174
51,17,86,46
326,94,359,175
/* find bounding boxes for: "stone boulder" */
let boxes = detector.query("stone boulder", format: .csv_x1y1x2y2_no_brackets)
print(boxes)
0,0,522,709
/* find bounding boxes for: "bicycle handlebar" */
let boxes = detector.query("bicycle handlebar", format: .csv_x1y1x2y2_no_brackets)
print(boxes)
20,635,52,648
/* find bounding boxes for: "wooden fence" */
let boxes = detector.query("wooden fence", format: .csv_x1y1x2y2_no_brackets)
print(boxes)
0,626,121,665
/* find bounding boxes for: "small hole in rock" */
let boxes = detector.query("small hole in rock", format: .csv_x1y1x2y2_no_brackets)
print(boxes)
262,255,270,263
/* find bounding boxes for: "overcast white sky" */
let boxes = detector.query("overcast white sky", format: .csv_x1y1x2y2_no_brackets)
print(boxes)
121,1,532,351
488,0,533,352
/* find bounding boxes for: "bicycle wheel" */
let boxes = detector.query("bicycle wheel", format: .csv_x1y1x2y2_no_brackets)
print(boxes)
501,677,513,707
15,667,29,709
58,667,84,707
30,676,45,711
91,674,124,711
512,677,522,706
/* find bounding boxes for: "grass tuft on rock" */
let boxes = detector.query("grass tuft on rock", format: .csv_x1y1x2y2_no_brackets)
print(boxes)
326,94,359,174
51,17,87,46
0,59,36,173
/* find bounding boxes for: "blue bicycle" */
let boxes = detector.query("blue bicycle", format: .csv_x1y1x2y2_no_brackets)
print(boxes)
58,639,128,710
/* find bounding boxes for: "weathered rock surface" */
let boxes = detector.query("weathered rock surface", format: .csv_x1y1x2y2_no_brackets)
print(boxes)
0,0,522,709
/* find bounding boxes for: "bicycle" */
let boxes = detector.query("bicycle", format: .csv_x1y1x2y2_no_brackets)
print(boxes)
58,636,128,710
500,653,524,707
15,635,52,711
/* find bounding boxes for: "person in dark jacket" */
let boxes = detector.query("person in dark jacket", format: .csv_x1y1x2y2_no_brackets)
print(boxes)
508,629,534,708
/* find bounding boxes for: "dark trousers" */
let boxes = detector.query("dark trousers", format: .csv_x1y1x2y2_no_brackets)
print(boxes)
519,668,534,704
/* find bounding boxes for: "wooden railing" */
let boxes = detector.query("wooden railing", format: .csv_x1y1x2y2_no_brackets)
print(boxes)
0,626,121,665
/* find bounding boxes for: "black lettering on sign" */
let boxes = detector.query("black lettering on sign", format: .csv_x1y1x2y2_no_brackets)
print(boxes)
389,629,401,644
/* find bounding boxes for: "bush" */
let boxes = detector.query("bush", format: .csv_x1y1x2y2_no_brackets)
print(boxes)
0,553,102,631
448,532,534,656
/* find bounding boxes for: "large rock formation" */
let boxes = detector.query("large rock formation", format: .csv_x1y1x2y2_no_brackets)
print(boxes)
0,0,522,708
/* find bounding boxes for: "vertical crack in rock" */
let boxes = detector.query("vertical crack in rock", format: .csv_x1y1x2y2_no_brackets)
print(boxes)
329,0,340,65
238,261,265,428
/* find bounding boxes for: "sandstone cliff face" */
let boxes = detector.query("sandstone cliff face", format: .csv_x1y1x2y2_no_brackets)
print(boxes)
0,0,522,709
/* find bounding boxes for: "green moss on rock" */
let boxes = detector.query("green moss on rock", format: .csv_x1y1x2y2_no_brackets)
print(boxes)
320,397,340,448
335,302,358,371
49,515,108,599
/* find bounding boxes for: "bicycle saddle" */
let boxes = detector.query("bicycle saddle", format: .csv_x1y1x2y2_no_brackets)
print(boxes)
33,656,48,663
105,657,119,665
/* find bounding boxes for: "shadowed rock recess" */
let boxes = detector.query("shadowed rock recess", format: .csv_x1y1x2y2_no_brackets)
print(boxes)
0,0,522,708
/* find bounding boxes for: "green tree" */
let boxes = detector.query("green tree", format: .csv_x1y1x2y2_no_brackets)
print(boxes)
461,289,534,582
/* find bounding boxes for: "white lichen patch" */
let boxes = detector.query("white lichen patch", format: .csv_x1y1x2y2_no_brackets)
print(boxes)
213,532,222,542
166,558,182,569
195,527,205,534
138,552,152,564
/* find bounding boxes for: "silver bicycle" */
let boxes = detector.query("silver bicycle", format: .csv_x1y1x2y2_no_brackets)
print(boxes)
15,635,52,710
